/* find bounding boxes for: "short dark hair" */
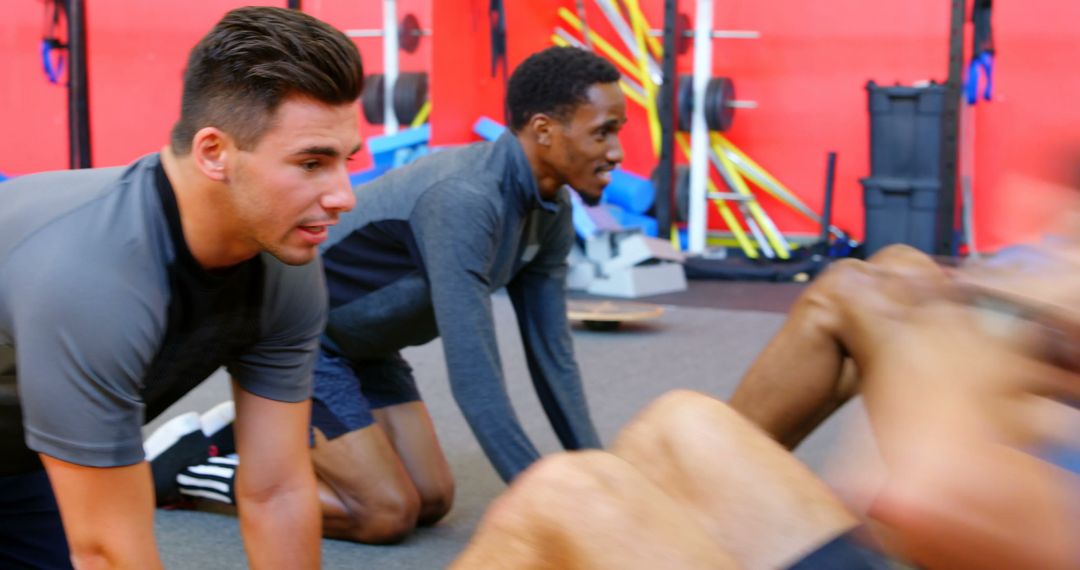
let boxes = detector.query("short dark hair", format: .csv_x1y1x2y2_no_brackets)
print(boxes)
505,47,620,132
170,6,364,154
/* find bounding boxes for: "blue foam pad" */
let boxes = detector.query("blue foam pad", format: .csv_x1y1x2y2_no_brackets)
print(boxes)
473,117,507,142
349,166,388,187
602,169,655,215
368,125,431,170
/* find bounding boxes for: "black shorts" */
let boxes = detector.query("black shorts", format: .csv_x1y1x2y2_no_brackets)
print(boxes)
0,469,72,569
787,528,894,570
310,350,421,440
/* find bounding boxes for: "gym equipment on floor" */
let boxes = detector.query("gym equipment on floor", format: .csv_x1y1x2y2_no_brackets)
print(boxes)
566,299,664,331
569,193,686,298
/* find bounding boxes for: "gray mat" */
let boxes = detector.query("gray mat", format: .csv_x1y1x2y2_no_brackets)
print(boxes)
148,296,863,569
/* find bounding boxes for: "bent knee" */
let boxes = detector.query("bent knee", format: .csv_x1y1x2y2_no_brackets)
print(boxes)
487,451,637,528
628,389,731,433
417,479,456,526
339,489,421,544
614,390,745,454
867,244,934,268
794,259,872,324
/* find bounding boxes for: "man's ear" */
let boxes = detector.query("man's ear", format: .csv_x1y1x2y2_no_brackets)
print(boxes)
191,127,230,182
528,113,555,147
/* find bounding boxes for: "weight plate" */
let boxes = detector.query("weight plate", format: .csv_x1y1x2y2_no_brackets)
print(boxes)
705,76,735,132
675,75,737,132
675,12,692,55
361,73,385,125
399,13,421,54
392,72,428,126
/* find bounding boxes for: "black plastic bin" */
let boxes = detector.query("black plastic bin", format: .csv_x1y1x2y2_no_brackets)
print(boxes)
867,82,946,180
861,176,941,256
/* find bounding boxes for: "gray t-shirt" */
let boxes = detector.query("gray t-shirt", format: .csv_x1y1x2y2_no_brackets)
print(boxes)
0,154,325,472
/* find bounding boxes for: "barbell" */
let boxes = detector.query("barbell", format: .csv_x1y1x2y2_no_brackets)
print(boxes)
345,13,430,54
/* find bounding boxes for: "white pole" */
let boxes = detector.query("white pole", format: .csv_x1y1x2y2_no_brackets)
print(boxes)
686,0,713,254
382,0,399,134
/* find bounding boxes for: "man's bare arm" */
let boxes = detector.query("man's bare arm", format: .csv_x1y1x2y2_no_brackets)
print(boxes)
232,381,321,569
40,456,163,570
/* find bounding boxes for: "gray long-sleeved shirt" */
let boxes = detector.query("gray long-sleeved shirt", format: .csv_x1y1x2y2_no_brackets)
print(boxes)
320,132,601,481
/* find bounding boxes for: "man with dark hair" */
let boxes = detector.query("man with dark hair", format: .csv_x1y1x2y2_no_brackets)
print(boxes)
167,46,626,544
0,6,362,568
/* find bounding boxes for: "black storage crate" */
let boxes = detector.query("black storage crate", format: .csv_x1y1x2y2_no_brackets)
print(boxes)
861,177,940,256
867,82,946,179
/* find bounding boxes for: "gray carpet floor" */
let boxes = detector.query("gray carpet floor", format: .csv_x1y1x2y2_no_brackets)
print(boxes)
147,294,866,569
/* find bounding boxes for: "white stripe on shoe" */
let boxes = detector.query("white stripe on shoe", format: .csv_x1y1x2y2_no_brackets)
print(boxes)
177,474,231,494
187,464,235,478
179,489,234,504
207,456,239,466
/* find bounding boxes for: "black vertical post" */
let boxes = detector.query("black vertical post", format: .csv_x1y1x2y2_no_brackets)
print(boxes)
938,0,966,255
287,0,302,10
654,0,679,240
819,152,837,248
67,0,92,169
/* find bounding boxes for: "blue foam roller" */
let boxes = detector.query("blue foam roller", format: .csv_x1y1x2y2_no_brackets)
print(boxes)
473,117,507,142
602,169,655,215
368,124,431,170
349,166,388,187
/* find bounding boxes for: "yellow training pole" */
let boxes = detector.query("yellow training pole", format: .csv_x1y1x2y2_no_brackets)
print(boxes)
714,133,817,220
676,133,758,258
557,9,644,84
410,100,431,128
620,0,662,157
710,133,791,259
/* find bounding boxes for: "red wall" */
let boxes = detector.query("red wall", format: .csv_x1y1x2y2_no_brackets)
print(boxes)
2,1,1078,251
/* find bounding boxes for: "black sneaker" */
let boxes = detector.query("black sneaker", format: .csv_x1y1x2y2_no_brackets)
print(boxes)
200,401,235,457
144,412,211,506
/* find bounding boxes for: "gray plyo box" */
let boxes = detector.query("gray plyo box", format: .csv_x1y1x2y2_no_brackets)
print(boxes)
587,263,687,298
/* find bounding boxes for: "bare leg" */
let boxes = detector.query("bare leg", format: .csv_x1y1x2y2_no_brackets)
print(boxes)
371,402,455,525
730,245,949,448
311,426,420,543
451,451,737,570
612,390,860,570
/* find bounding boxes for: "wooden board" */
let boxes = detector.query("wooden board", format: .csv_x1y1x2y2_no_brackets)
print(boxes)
567,299,664,323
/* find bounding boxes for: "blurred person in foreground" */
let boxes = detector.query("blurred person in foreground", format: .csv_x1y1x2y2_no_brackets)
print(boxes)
448,232,1080,568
